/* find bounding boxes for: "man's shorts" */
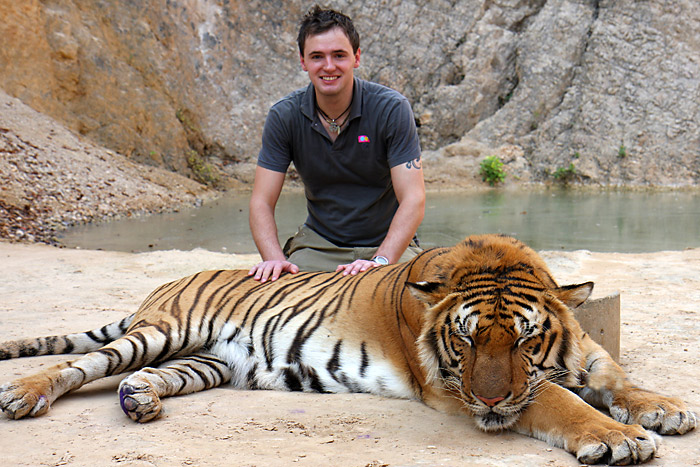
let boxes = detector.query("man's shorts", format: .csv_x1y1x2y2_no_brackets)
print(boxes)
282,224,422,272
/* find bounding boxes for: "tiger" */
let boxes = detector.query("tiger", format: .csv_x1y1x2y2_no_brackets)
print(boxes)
0,234,695,464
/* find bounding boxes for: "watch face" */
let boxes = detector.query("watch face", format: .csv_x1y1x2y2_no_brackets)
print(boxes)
373,255,389,265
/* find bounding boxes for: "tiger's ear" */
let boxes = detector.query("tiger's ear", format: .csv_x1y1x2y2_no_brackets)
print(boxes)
406,281,447,305
552,282,594,308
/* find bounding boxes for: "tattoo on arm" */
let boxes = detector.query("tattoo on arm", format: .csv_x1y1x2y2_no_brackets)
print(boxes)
405,158,422,169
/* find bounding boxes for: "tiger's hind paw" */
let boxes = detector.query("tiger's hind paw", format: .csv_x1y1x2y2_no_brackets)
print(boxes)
0,382,51,419
610,389,697,435
118,378,163,423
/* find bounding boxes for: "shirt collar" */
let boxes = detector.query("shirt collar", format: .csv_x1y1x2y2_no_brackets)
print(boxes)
301,78,363,122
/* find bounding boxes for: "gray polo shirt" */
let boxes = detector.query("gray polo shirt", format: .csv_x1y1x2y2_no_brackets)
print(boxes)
257,78,421,247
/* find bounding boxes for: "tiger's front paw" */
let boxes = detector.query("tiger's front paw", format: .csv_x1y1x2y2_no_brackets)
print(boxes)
610,388,697,435
118,377,163,423
0,382,51,419
572,422,658,465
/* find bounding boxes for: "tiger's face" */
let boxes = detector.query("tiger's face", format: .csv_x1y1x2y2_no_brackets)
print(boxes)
407,237,593,431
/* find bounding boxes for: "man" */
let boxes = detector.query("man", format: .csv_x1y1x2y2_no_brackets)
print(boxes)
249,6,425,283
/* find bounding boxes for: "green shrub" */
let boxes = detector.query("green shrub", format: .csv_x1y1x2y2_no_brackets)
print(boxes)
618,143,627,158
553,162,577,181
479,156,506,186
187,150,219,187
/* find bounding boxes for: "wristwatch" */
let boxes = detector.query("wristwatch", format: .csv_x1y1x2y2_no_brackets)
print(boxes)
372,255,389,265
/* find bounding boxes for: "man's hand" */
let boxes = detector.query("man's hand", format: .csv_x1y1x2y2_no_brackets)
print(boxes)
248,260,299,283
336,259,382,276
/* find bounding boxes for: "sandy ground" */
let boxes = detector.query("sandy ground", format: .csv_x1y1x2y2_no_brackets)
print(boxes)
0,242,699,467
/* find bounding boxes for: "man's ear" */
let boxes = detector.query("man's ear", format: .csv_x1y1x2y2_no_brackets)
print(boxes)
353,48,361,68
300,53,308,72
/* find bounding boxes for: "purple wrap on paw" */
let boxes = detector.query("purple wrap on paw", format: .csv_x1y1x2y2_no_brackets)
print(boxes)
119,386,135,414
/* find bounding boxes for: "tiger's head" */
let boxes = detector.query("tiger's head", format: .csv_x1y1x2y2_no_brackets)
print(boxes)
407,235,592,431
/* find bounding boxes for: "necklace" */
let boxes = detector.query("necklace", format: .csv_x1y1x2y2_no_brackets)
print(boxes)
316,97,353,134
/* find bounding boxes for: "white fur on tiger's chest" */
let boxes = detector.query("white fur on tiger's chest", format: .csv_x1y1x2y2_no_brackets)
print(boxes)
209,322,415,399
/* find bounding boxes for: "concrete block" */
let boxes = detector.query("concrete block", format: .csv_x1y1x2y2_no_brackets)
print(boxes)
573,293,621,362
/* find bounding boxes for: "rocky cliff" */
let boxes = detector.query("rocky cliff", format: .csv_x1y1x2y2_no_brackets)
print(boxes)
1,0,698,187
0,90,212,243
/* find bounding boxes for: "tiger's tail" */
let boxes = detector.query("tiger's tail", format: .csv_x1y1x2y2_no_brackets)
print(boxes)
0,314,134,360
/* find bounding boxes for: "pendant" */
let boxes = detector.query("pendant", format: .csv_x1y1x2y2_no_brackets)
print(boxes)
329,121,340,133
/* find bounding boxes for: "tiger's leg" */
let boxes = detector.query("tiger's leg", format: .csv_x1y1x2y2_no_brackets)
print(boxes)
515,381,658,465
0,326,176,419
577,336,697,435
118,353,233,423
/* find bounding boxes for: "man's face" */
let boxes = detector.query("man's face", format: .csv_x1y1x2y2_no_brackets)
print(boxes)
300,27,360,100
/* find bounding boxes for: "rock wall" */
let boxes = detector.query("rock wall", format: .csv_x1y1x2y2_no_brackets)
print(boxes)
0,0,698,186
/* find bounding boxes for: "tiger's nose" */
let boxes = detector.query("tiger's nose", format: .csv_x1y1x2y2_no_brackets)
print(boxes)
475,394,505,407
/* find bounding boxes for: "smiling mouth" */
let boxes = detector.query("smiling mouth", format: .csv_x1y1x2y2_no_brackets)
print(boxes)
321,76,339,82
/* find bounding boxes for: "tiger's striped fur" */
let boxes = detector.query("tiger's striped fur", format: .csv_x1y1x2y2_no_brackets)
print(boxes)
0,234,695,465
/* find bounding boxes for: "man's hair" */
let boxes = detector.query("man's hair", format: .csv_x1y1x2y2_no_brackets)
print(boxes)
297,5,360,55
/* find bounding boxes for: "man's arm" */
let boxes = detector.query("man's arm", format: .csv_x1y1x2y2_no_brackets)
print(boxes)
248,166,299,282
337,158,425,275
377,158,425,261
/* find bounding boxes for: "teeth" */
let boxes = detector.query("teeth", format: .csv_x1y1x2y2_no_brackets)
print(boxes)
322,76,338,81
